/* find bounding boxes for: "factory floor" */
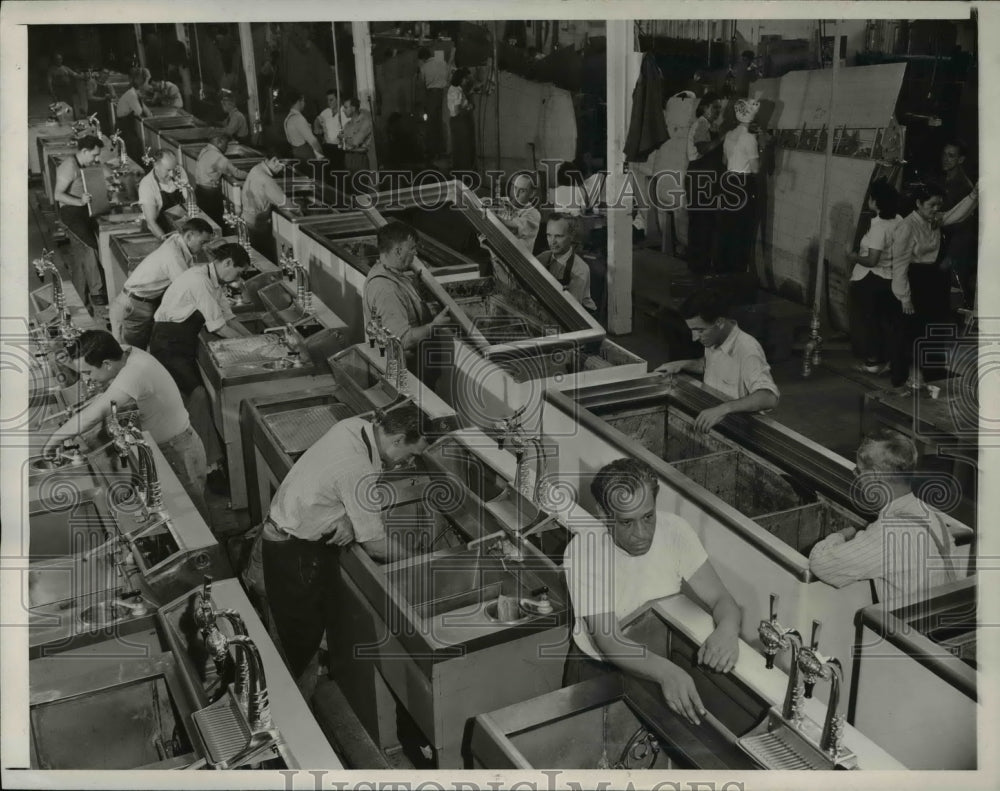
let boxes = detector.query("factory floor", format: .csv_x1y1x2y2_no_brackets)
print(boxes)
26,101,879,765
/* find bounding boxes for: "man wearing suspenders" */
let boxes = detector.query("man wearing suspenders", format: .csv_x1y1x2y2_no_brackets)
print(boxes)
362,220,453,392
809,429,960,609
536,213,597,314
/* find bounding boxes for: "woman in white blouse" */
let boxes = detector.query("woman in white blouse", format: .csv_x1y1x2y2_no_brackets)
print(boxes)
896,182,978,389
847,180,908,384
717,97,760,274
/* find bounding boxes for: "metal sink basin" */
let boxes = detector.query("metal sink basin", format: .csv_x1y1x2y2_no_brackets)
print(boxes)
30,652,199,769
258,281,310,325
328,345,403,409
376,543,567,652
27,490,115,560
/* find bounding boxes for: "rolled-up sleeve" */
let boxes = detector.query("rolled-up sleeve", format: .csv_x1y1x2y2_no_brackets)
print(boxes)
741,349,779,397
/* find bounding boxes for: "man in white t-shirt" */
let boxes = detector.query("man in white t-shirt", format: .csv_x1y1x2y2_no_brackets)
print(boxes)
43,330,209,520
313,88,347,171
656,287,779,432
564,458,742,725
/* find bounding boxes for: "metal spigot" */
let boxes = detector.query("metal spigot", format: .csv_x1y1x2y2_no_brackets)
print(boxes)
818,658,846,757
367,312,389,357
797,620,826,700
384,329,408,394
128,425,163,515
216,610,251,707
757,595,806,722
107,400,132,469
226,635,272,732
142,147,154,168
493,403,547,505
193,577,230,676
278,245,297,280
802,314,822,378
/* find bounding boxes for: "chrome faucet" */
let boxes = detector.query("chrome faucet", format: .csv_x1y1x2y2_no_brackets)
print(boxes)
796,620,847,759
109,130,128,172
142,147,154,168
263,323,303,366
758,594,805,722
367,312,389,357
224,199,252,255
278,246,311,312
127,425,163,515
383,328,408,395
494,403,547,506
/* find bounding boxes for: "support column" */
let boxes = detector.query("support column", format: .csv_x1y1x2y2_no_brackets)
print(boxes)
351,21,376,110
134,24,146,69
605,19,632,335
238,23,262,137
174,23,188,48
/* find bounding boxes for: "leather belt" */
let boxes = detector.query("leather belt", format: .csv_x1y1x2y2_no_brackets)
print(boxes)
126,290,161,304
262,515,293,541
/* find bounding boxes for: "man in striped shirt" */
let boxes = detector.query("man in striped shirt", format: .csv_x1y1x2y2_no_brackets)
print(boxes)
809,429,960,611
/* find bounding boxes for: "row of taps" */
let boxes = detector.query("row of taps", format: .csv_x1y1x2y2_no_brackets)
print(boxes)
758,593,847,759
365,312,408,395
222,196,252,258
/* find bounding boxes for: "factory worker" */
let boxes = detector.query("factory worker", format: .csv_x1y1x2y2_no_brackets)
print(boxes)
221,92,249,143
53,134,108,307
809,430,959,610
495,173,542,254
110,217,214,350
283,90,324,168
564,458,742,725
137,149,187,241
148,76,184,109
42,330,209,520
115,67,152,165
716,97,761,273
536,213,597,314
259,403,432,690
362,220,453,392
655,287,779,432
241,150,289,263
148,243,252,496
194,132,248,229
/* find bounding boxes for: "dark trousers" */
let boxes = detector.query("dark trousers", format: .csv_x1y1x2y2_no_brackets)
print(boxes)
715,172,758,274
424,87,445,157
148,337,202,397
262,536,341,681
449,112,475,173
249,223,277,265
685,168,718,274
908,263,953,380
852,273,909,387
195,185,226,231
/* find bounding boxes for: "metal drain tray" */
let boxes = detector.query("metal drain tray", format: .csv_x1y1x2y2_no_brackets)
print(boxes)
262,403,354,455
209,336,287,368
737,707,857,770
191,687,251,769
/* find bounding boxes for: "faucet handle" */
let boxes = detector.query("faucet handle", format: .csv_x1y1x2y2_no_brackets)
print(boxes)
769,593,779,622
809,619,822,650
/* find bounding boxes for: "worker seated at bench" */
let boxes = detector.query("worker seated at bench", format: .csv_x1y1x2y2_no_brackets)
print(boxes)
563,458,743,726
655,286,779,432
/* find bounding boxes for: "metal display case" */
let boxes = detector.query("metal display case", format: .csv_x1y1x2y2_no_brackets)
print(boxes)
852,576,977,769
541,374,976,704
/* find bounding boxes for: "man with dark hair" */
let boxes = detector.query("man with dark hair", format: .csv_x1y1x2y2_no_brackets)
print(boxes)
563,457,742,725
148,75,184,108
538,213,597,313
809,429,960,608
42,330,209,520
53,134,108,306
284,90,324,166
258,402,431,692
339,96,374,183
655,287,779,431
111,217,214,349
148,242,251,495
137,149,187,241
194,133,247,228
313,88,346,172
241,150,289,262
363,220,452,391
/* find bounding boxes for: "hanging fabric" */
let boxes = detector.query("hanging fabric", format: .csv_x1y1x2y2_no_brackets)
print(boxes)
624,52,668,162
